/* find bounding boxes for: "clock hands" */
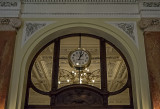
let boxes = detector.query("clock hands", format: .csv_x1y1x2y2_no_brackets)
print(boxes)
78,51,84,60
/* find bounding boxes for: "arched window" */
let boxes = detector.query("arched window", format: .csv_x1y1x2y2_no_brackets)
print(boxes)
25,34,133,109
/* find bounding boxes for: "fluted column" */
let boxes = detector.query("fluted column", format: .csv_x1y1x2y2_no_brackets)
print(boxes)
139,18,160,109
0,18,21,109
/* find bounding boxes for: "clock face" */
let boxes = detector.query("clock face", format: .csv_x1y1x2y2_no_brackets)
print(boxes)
68,48,91,69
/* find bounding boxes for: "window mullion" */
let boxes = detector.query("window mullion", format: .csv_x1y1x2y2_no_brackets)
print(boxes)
51,38,60,91
100,39,107,92
50,38,60,106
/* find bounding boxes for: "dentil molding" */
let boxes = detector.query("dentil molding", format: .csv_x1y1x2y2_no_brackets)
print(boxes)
0,18,21,31
139,18,160,32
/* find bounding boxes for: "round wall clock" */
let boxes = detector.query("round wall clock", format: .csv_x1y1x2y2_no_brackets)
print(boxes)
68,48,91,70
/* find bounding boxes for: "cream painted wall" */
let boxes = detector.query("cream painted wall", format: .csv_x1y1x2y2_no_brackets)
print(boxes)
7,18,151,109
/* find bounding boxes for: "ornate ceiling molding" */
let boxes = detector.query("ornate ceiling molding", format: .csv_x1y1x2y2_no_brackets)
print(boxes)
0,18,21,31
139,18,160,32
22,21,56,47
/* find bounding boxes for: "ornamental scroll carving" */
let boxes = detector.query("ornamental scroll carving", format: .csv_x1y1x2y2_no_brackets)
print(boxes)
139,18,160,32
0,18,21,31
21,21,55,47
116,23,135,41
107,22,139,48
54,88,103,106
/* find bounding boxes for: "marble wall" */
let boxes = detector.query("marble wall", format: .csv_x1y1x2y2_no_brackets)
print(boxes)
0,31,16,109
144,32,160,109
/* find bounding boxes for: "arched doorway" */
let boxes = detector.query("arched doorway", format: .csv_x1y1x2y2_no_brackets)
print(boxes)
24,33,133,109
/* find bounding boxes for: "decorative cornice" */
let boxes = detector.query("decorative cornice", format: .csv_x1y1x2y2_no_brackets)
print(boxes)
140,1,160,17
0,1,21,17
22,0,138,4
21,2,140,18
0,18,21,31
139,18,160,31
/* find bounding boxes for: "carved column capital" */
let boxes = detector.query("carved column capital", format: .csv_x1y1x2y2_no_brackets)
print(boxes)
0,18,21,31
139,18,160,32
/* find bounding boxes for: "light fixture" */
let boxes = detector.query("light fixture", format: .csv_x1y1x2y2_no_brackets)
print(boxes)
58,68,100,85
58,81,61,84
92,80,95,83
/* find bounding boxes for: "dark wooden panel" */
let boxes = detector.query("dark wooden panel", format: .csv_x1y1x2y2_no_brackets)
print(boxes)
50,85,104,106
55,88,103,106
26,105,133,109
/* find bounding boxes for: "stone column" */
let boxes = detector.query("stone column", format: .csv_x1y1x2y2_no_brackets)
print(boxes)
0,18,21,109
139,18,160,109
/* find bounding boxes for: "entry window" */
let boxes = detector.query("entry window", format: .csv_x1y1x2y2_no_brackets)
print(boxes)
25,34,133,109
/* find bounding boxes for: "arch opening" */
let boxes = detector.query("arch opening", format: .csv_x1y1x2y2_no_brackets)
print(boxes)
24,32,134,109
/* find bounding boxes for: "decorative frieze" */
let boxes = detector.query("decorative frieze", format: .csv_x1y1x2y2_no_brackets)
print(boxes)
140,1,160,17
143,2,160,7
107,22,139,48
0,18,21,31
21,2,139,18
22,21,56,46
139,18,160,32
0,2,18,7
0,1,21,17
22,0,138,4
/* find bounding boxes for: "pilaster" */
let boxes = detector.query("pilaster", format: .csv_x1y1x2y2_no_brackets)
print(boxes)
0,18,21,109
139,18,160,109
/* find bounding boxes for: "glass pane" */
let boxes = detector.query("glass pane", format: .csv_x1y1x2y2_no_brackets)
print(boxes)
108,88,130,105
82,36,101,88
31,43,54,92
106,43,128,92
28,88,50,105
58,36,101,88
